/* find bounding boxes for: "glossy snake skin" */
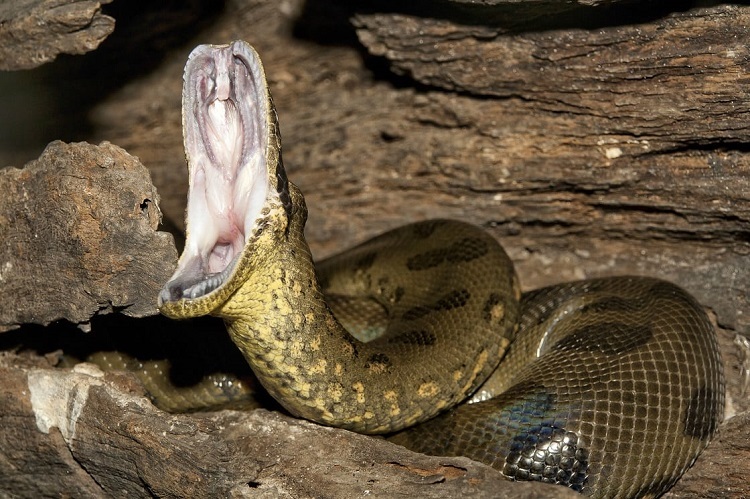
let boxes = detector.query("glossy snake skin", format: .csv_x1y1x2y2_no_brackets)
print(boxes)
156,41,724,498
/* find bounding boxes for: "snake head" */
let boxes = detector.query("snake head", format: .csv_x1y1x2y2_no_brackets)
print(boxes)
159,40,292,318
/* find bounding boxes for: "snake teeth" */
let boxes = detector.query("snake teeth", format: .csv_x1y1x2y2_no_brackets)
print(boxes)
184,274,223,299
159,254,240,303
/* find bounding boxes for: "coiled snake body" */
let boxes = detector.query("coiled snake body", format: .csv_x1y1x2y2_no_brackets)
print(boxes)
157,41,725,498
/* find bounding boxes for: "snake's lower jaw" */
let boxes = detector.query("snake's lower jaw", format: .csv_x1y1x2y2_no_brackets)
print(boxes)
159,41,280,315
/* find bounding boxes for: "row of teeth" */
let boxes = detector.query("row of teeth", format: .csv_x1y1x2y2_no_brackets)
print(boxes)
182,254,241,299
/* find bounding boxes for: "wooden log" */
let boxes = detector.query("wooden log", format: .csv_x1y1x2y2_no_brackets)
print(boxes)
0,141,177,331
0,353,578,498
354,4,750,146
0,0,114,70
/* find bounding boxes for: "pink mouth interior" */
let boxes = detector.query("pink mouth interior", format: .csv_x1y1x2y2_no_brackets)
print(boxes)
159,41,269,303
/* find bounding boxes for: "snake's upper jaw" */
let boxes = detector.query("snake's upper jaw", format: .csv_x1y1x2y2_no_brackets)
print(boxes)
159,41,285,314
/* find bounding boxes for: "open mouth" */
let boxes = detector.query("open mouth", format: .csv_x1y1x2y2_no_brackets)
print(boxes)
159,41,270,304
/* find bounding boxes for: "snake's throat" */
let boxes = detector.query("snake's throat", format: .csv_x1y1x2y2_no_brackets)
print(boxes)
159,41,275,309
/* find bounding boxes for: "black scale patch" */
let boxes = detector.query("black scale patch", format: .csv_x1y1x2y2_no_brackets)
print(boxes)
401,289,471,321
388,329,437,346
504,426,589,492
406,237,489,271
553,322,653,356
412,220,446,238
683,386,721,440
355,252,377,271
493,383,590,492
579,296,638,315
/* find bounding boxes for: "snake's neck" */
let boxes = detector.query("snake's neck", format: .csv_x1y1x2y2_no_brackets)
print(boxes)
208,187,374,428
195,186,422,433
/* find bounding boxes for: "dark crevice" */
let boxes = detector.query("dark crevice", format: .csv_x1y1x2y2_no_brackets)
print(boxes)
0,314,275,406
60,431,109,495
140,199,152,214
638,140,750,157
138,474,159,499
0,0,227,162
295,0,731,38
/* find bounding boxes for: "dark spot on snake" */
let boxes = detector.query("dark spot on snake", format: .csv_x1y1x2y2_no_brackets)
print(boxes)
406,247,448,271
254,219,270,239
367,353,390,364
393,286,405,303
406,238,489,270
683,386,721,440
275,147,293,226
402,306,431,321
553,322,653,355
503,427,589,492
434,289,471,311
401,290,470,321
647,280,683,299
412,220,445,238
447,237,489,263
365,353,392,371
482,293,504,322
388,329,437,346
579,296,637,315
355,252,377,271
342,335,359,358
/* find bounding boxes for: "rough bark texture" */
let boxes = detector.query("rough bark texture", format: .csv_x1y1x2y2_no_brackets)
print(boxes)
665,411,750,498
0,0,748,497
0,353,578,499
0,141,177,331
0,0,114,70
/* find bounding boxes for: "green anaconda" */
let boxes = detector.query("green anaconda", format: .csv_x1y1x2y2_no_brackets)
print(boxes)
155,41,724,498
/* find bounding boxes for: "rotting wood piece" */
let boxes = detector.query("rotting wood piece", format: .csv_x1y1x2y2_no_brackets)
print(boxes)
0,355,579,499
354,4,750,147
0,0,114,71
0,141,177,332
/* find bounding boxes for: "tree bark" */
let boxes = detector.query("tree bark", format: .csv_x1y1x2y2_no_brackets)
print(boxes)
0,353,578,498
0,141,177,331
0,0,114,70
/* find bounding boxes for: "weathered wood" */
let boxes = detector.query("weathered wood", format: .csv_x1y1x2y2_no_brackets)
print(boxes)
0,141,177,331
0,0,114,70
354,4,750,146
0,353,579,498
0,0,748,497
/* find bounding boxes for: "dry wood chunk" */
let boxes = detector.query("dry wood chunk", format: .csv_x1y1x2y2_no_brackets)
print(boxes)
0,141,177,331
